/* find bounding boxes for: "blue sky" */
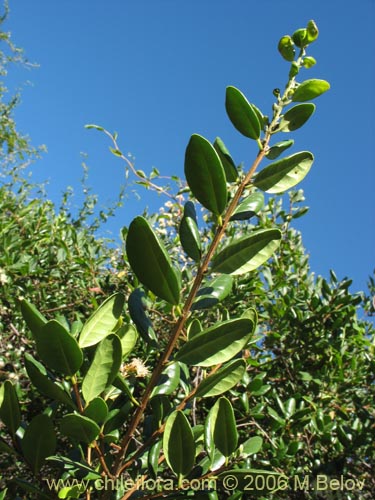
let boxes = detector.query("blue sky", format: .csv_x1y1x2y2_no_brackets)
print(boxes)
4,0,375,294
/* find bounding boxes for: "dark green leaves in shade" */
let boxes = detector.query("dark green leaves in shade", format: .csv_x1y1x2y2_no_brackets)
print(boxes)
278,103,315,132
292,79,330,102
213,137,238,182
225,86,261,140
151,362,180,398
266,140,294,160
278,35,295,61
128,288,158,345
79,293,124,348
192,274,233,310
206,397,238,457
212,229,282,275
195,359,246,398
35,320,83,376
0,380,21,437
24,353,76,409
175,318,254,367
230,192,264,221
82,334,122,403
163,411,195,478
179,201,201,262
254,151,314,193
21,414,56,474
184,134,227,215
126,216,181,304
60,414,100,444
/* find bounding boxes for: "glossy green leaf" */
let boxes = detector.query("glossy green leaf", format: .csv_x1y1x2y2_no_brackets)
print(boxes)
175,318,254,367
278,35,295,61
184,134,227,215
128,288,158,345
212,229,282,275
20,299,47,340
82,334,122,403
60,414,100,444
266,140,294,160
195,359,246,398
0,380,21,437
254,151,314,193
35,320,83,376
126,216,181,304
151,362,180,398
292,79,330,102
116,324,138,358
225,86,261,140
306,20,319,43
278,103,315,132
179,201,201,262
230,192,264,221
83,397,108,425
213,137,238,182
292,28,308,48
241,436,263,456
79,293,125,348
208,397,238,457
187,318,202,339
148,439,162,478
24,353,76,409
21,414,56,474
163,411,195,477
192,274,233,310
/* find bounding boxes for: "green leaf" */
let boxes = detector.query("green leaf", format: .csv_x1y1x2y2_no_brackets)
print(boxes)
306,20,319,43
192,274,233,310
128,288,158,345
126,217,181,304
208,397,238,457
184,134,227,215
85,124,104,131
20,299,47,340
187,318,202,339
82,334,122,403
292,79,330,102
35,320,83,376
148,439,163,478
266,140,294,160
278,35,295,62
241,436,263,456
21,414,56,474
47,455,101,480
179,201,202,262
83,397,108,425
225,86,261,140
213,137,238,182
24,353,76,409
254,151,314,193
60,414,100,444
79,293,125,348
163,411,195,477
212,229,282,275
0,380,21,437
278,103,315,132
175,318,255,367
195,359,246,398
230,192,264,221
116,324,138,358
151,362,180,398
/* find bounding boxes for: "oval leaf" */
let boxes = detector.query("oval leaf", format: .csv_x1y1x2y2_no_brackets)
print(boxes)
292,79,330,102
20,300,47,341
35,320,83,376
195,359,246,398
60,414,100,444
192,274,233,311
278,103,315,132
82,334,122,403
213,137,238,182
126,217,181,305
184,134,227,215
151,362,180,398
212,229,282,275
128,288,158,345
179,201,202,262
254,151,314,193
83,397,108,425
79,293,125,348
208,397,238,457
266,140,294,160
0,380,21,437
116,324,138,358
21,414,56,474
241,436,263,456
175,318,255,367
163,411,195,477
230,192,264,221
225,86,261,140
